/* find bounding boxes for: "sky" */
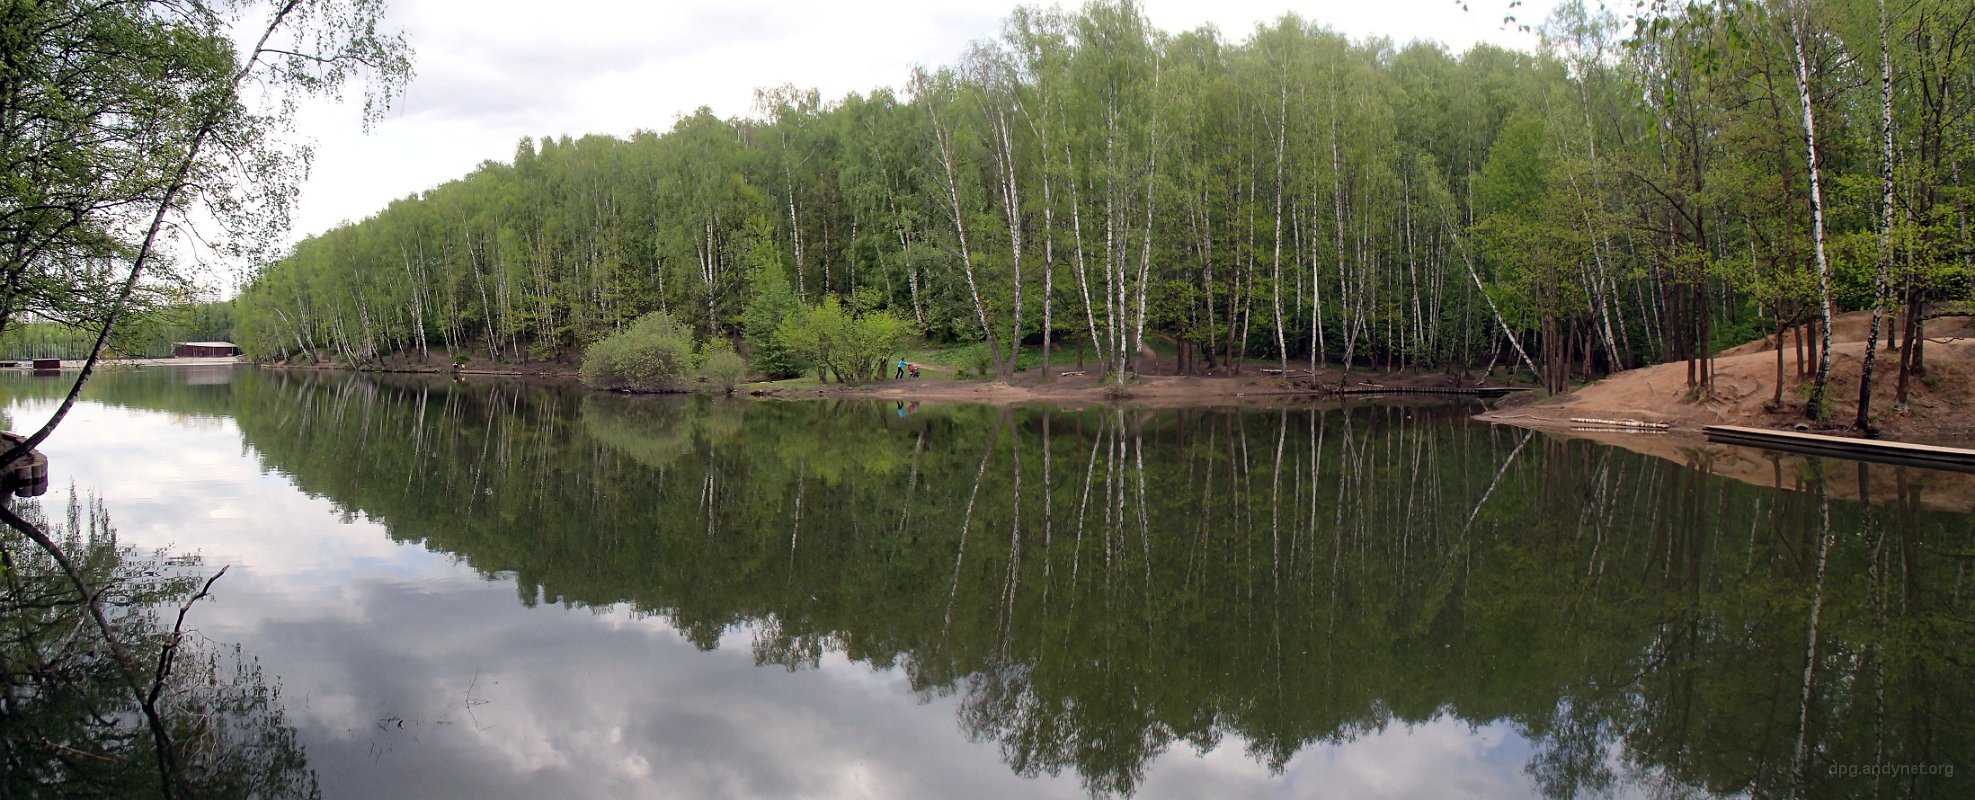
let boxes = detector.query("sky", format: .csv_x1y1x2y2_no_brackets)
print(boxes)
269,0,1560,280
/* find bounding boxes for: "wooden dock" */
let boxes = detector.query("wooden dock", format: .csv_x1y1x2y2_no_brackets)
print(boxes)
0,433,49,498
1333,385,1528,398
1703,425,1975,473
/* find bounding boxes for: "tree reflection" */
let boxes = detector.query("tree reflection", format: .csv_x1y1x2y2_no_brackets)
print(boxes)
41,367,1975,798
0,493,316,799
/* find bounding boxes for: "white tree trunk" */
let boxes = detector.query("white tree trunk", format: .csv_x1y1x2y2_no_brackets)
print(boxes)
1791,13,1837,418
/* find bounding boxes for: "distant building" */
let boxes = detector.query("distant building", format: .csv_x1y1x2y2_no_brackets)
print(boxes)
173,341,243,358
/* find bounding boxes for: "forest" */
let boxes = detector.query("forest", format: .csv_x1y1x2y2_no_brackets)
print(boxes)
231,0,1975,411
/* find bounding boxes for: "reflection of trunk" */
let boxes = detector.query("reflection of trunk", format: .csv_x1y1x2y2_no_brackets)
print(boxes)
788,464,804,563
1866,492,1888,793
1463,429,1533,533
1070,424,1102,598
1270,410,1285,600
999,411,1022,657
1132,414,1151,597
943,418,1004,644
1790,477,1835,797
1039,413,1054,611
894,431,926,540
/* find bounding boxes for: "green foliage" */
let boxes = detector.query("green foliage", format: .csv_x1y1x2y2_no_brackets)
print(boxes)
580,312,696,392
695,338,748,394
846,310,910,381
226,0,1975,391
0,301,238,360
743,260,807,378
776,295,907,384
953,342,997,378
3,0,410,365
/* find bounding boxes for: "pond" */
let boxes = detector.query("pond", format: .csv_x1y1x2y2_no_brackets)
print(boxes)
2,365,1970,799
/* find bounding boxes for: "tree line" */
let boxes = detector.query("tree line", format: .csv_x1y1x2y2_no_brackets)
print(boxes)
232,0,1974,418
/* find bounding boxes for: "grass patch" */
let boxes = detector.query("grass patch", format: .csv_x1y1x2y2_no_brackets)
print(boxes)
897,338,1094,378
744,374,830,391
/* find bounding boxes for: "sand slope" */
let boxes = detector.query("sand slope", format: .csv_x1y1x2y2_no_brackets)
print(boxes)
1480,311,1975,446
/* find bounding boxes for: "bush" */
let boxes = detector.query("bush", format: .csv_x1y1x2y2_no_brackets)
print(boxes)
695,339,747,395
955,342,995,378
580,312,695,392
777,295,908,384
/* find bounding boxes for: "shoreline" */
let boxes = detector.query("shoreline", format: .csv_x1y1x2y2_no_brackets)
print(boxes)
745,370,1532,410
37,356,1974,509
262,359,1975,511
259,357,1539,409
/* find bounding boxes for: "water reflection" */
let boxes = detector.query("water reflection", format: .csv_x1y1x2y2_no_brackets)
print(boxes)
5,367,1973,798
0,492,317,798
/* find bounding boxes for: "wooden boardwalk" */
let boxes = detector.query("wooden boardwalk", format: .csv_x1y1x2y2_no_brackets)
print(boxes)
1703,425,1975,473
1333,385,1527,398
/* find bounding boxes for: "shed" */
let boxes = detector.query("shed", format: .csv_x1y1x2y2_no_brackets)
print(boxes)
173,341,242,358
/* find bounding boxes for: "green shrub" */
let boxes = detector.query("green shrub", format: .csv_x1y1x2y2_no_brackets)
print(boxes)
956,342,995,378
695,339,748,395
777,295,908,384
580,312,695,392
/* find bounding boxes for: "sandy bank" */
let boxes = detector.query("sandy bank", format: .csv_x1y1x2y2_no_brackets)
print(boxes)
1477,311,1975,447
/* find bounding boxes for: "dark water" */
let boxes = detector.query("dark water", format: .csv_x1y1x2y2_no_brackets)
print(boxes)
3,366,1971,799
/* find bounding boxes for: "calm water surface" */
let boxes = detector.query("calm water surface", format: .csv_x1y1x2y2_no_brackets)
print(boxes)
4,366,1971,799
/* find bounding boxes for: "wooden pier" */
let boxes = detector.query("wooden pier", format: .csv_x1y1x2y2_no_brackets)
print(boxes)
0,433,49,498
1703,425,1975,473
1332,385,1528,398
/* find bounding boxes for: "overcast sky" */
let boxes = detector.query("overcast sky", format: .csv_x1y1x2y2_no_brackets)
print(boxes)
279,0,1559,260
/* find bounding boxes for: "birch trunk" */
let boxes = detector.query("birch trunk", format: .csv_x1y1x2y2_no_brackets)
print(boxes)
1791,14,1837,420
1856,0,1894,432
924,77,1006,376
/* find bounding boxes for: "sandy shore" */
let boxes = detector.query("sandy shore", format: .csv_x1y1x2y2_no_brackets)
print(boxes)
1476,312,1975,447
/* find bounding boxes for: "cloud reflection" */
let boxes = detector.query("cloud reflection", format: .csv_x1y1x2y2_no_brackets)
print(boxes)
3,381,1714,799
